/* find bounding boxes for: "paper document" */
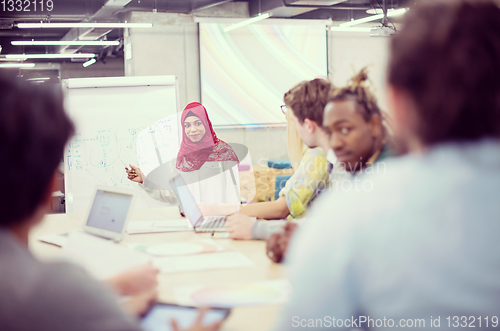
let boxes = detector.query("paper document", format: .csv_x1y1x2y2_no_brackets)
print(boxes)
127,219,190,234
129,239,224,257
61,231,151,279
153,251,254,274
174,279,291,307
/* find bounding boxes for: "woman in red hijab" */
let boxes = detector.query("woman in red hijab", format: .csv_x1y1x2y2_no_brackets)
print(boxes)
126,102,240,205
176,102,238,172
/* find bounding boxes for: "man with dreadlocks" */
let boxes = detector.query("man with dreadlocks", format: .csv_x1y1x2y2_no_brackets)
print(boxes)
266,68,392,263
323,67,392,181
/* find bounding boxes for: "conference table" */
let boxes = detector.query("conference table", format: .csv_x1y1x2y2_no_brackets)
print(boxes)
29,206,285,331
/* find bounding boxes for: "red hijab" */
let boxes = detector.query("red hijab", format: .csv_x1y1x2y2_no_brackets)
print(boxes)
176,102,239,172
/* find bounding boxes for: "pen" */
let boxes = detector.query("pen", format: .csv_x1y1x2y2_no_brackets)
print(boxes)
120,158,137,176
119,157,128,168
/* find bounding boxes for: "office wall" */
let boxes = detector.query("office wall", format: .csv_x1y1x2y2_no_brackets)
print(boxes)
124,12,199,108
124,10,390,164
123,4,290,164
215,127,289,164
328,28,390,112
124,2,249,108
60,57,124,79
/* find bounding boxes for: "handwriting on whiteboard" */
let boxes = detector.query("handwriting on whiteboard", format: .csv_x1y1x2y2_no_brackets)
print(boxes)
66,114,181,187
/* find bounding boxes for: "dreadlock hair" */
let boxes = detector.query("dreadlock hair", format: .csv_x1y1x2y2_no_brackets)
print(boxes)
328,67,391,143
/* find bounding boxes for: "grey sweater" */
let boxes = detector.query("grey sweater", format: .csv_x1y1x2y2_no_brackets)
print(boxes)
0,229,141,331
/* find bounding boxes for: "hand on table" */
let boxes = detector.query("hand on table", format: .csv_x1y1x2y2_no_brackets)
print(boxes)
125,164,144,184
107,263,159,296
171,308,223,331
225,213,256,240
122,288,158,317
266,222,298,263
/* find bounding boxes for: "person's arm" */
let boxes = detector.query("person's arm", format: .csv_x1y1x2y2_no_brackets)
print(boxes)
139,180,177,203
101,264,160,317
198,203,240,216
265,222,298,263
36,263,144,331
251,219,287,240
125,164,177,203
240,148,328,220
278,148,328,219
105,263,159,297
226,213,286,240
239,196,289,219
171,308,223,331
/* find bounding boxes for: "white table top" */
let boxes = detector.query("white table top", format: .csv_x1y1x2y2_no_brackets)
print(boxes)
29,207,284,331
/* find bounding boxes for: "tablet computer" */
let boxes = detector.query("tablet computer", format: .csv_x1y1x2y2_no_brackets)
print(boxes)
141,303,230,331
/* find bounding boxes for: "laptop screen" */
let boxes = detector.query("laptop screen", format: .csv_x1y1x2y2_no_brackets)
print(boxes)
85,189,133,233
173,175,203,227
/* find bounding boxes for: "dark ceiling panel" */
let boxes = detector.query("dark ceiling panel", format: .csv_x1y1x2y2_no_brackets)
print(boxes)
0,0,414,64
124,0,192,13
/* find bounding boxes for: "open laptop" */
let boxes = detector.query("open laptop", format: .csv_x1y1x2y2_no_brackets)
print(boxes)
38,186,136,247
169,174,227,233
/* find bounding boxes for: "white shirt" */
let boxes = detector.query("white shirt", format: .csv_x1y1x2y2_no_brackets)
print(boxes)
141,161,240,205
276,139,500,330
181,161,240,205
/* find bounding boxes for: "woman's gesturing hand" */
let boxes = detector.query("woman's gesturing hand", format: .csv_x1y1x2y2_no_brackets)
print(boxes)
125,164,145,184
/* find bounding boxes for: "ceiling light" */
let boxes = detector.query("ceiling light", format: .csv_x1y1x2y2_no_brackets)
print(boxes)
0,63,35,68
17,23,153,29
224,13,272,32
340,8,408,27
27,77,50,81
6,53,95,59
83,58,97,67
366,8,384,15
12,40,120,46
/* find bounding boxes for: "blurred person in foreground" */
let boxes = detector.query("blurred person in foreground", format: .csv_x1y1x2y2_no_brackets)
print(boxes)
275,0,500,329
0,73,218,331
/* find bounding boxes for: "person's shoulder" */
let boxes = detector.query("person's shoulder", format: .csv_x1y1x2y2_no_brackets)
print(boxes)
300,148,327,164
216,139,233,150
312,154,425,226
289,155,420,262
29,262,139,331
305,147,326,157
34,261,115,304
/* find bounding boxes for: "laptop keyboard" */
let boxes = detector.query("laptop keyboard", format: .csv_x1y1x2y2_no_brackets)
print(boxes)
198,216,226,231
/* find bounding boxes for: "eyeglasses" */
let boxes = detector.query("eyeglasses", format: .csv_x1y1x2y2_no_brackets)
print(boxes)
280,105,287,115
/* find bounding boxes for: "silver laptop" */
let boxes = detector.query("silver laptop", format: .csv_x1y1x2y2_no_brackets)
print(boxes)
169,174,227,233
38,185,136,247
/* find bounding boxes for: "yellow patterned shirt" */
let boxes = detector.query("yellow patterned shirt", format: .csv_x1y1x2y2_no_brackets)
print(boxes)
279,147,329,219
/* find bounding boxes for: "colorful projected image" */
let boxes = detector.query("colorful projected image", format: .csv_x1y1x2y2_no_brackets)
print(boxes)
200,22,327,125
